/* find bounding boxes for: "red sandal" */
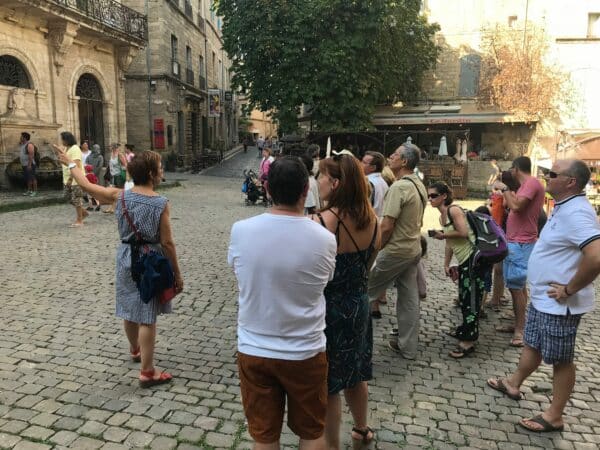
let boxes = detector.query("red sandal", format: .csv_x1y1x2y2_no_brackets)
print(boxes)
139,369,173,388
130,347,141,363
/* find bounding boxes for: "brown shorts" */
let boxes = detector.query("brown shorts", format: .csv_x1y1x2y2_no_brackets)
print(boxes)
64,185,84,207
237,351,328,443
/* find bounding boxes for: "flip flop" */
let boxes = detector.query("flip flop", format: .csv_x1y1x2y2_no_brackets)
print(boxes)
68,223,83,228
486,377,523,400
449,345,475,359
519,415,564,432
495,325,515,333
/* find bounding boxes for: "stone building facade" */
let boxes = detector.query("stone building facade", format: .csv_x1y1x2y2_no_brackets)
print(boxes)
400,0,600,160
0,0,146,188
123,0,237,165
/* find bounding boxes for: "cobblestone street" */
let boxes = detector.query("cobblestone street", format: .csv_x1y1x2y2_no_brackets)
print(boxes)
1,150,599,450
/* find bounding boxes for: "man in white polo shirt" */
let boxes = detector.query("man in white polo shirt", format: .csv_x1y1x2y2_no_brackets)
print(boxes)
228,156,337,450
487,159,600,433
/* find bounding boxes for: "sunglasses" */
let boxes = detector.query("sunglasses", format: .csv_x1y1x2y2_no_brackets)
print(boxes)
547,171,573,179
428,193,440,199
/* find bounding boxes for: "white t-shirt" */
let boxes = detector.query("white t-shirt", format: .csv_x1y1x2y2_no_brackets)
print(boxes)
368,172,389,217
528,194,600,315
81,150,91,164
228,213,337,360
304,176,320,210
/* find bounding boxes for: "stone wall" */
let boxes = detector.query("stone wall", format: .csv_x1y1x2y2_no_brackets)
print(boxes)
466,160,512,194
123,0,236,160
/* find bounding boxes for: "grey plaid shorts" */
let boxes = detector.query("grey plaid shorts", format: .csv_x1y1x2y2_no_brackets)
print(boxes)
523,305,582,365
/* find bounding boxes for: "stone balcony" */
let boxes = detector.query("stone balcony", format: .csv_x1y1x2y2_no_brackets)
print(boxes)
7,0,148,45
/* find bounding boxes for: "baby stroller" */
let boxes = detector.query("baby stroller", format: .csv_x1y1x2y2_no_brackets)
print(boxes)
242,169,266,205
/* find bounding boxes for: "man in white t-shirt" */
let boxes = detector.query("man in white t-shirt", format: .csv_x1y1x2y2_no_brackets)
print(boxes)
228,156,337,449
487,159,600,433
361,151,389,217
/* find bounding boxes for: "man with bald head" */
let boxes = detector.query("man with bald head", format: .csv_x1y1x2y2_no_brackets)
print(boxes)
488,159,600,432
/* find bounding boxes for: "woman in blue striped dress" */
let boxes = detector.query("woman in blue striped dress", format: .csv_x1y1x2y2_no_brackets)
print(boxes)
53,147,183,388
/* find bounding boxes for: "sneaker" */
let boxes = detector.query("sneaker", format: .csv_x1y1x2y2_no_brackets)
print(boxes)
23,191,31,196
29,191,37,197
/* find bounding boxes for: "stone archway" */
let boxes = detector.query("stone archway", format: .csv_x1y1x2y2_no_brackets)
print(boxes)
76,73,105,152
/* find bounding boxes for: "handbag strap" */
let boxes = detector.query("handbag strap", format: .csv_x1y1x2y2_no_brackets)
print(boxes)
121,191,149,252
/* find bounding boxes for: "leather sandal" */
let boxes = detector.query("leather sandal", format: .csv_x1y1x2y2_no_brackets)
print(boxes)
130,347,141,363
139,369,173,388
351,426,375,450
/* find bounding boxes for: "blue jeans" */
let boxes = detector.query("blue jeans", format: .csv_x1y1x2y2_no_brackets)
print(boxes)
503,242,535,290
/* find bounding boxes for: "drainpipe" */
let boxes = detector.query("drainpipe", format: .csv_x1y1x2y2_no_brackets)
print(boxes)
204,34,209,150
145,0,153,150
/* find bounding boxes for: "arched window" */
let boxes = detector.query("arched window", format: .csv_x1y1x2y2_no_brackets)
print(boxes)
0,55,32,88
76,74,102,101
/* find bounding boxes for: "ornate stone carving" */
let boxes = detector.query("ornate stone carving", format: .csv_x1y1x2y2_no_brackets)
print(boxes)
116,45,138,83
47,21,79,75
3,88,29,118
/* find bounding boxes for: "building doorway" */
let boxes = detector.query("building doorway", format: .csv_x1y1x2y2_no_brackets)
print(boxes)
76,74,104,154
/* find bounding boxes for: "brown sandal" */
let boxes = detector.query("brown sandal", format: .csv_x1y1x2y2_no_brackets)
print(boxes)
351,427,375,450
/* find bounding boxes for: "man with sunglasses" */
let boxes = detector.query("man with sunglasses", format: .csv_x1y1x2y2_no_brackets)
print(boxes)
488,159,600,432
493,156,545,347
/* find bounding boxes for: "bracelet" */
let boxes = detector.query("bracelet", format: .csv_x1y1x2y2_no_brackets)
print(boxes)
564,285,571,296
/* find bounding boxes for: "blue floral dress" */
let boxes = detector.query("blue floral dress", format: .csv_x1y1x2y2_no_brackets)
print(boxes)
318,212,377,395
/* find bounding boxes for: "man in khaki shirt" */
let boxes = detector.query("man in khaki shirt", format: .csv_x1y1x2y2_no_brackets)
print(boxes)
368,144,426,359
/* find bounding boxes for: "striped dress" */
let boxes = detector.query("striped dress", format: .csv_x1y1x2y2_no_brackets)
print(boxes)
115,191,172,324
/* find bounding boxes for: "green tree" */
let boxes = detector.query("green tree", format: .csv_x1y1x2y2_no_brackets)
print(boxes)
217,0,439,133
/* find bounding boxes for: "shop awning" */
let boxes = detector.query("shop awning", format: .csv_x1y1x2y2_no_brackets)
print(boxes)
372,103,537,126
564,135,600,162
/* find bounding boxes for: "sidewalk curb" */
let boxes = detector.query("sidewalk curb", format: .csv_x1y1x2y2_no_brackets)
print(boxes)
0,181,183,214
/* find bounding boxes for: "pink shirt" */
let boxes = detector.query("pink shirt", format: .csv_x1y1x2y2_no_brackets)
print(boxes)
506,176,545,243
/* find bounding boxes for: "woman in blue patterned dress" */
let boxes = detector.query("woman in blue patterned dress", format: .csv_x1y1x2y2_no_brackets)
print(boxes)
312,153,381,450
53,148,183,388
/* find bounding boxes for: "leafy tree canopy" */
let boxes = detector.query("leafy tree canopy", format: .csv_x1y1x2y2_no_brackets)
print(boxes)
217,0,439,133
478,25,571,125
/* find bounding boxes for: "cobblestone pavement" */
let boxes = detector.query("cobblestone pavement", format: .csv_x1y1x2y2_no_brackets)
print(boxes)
1,149,599,450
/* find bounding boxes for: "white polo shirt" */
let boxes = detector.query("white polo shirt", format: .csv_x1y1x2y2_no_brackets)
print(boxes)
228,213,337,360
367,172,389,217
528,194,600,315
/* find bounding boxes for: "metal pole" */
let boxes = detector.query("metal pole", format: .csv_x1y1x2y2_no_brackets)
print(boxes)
145,0,153,150
523,0,529,51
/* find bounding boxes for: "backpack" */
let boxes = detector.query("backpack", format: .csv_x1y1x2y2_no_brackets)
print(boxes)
33,145,41,166
449,205,508,267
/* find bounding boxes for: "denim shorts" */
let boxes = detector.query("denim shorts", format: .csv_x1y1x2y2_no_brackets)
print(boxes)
503,242,535,290
523,305,582,365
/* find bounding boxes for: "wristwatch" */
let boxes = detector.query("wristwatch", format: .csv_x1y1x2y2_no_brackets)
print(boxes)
68,162,76,170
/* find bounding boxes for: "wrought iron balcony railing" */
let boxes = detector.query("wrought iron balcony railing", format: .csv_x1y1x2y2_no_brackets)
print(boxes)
186,68,195,86
50,0,148,41
198,75,207,90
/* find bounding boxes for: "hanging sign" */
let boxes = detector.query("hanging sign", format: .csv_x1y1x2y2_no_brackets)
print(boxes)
208,89,221,117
